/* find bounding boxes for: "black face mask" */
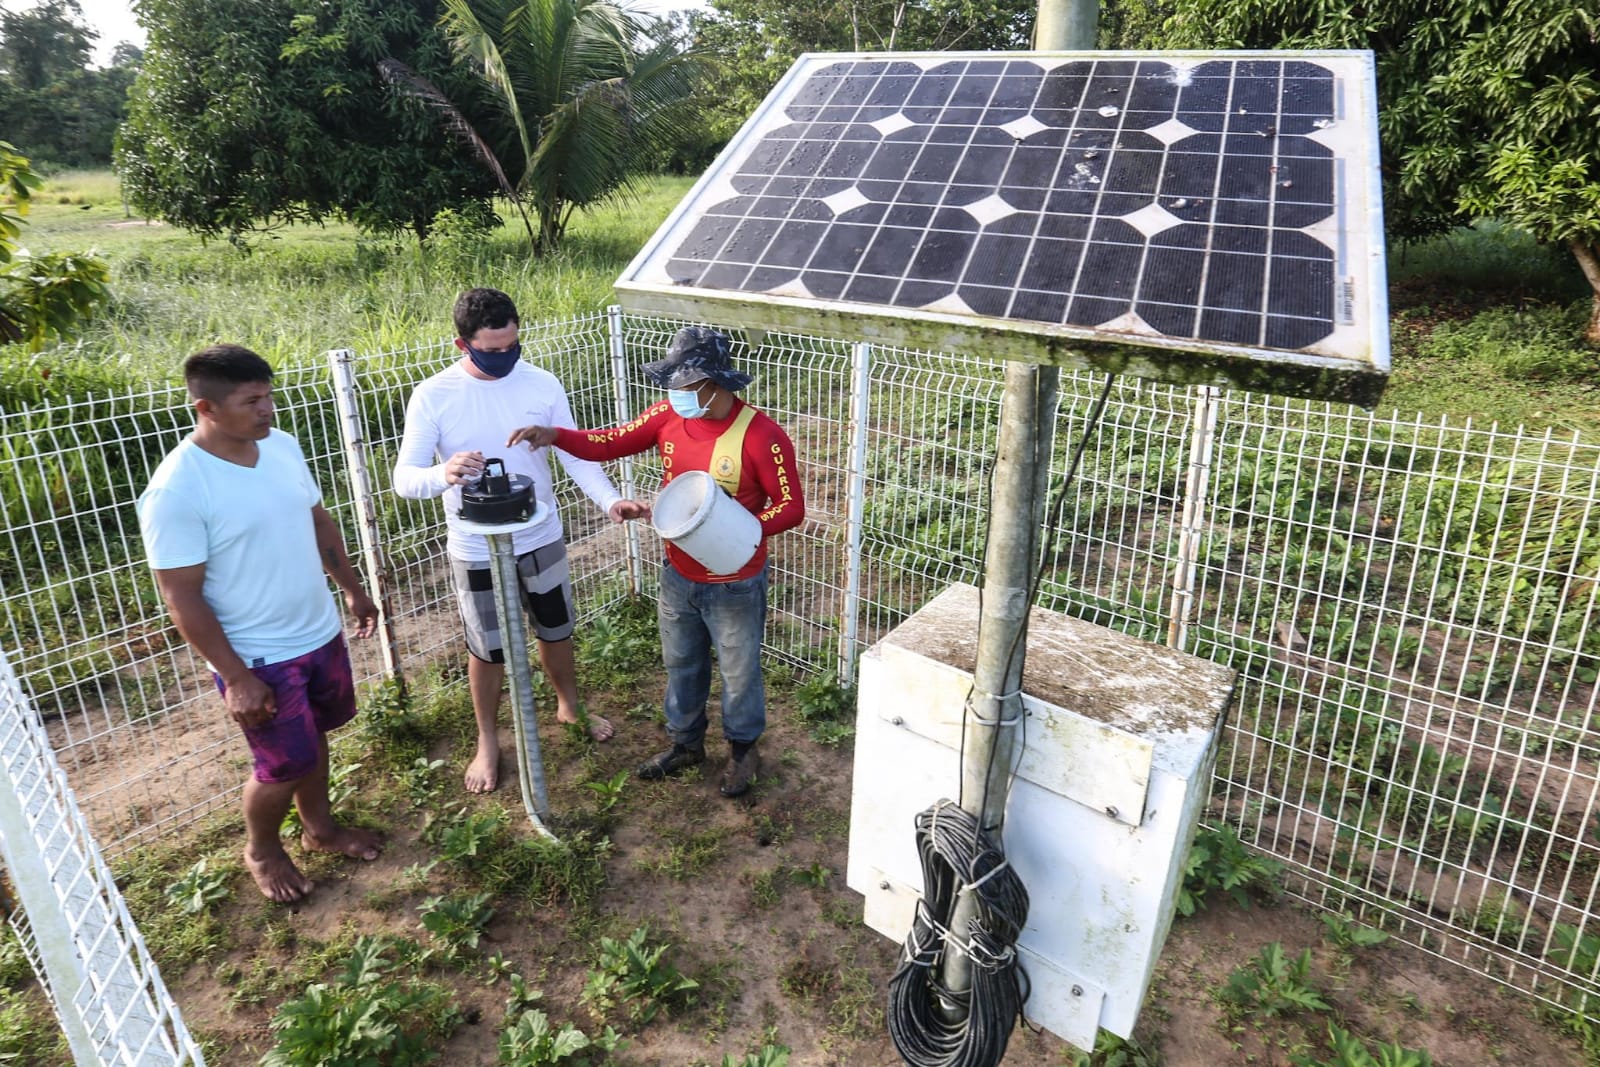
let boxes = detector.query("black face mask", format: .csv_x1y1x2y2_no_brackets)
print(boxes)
464,341,521,378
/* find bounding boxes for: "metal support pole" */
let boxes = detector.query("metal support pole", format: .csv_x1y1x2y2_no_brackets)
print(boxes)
483,531,555,838
937,0,1093,1016
839,341,872,687
327,348,404,690
940,367,1060,1013
1034,0,1098,50
607,306,643,596
1168,386,1221,650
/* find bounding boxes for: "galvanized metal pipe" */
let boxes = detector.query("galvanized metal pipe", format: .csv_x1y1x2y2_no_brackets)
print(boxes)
484,531,554,837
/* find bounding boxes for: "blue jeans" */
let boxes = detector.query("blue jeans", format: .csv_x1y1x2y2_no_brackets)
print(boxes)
658,561,767,748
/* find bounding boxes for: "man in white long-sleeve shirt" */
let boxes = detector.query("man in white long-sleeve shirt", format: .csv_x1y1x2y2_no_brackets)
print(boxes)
393,288,648,793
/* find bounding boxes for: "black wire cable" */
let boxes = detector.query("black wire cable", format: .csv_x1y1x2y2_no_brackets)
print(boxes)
891,373,1118,1066
888,801,1030,1067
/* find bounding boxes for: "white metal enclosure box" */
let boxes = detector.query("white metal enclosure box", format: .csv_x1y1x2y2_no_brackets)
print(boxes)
846,583,1237,1049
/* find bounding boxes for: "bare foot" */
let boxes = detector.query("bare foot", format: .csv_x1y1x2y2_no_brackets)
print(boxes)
301,825,383,861
244,845,314,903
465,746,500,794
559,710,614,742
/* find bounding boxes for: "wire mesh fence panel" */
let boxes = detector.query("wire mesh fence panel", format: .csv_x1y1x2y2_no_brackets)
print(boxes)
0,649,204,1065
1193,396,1600,1012
0,365,357,853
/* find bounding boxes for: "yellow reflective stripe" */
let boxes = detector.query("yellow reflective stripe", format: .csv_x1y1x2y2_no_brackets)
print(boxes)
708,405,757,494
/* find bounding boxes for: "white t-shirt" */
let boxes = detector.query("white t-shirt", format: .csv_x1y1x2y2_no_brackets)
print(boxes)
392,361,622,562
137,429,341,667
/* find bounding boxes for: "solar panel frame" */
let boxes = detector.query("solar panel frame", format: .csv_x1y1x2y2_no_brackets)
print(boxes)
616,50,1389,407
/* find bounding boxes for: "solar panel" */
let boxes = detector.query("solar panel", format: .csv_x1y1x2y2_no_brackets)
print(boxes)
616,51,1389,406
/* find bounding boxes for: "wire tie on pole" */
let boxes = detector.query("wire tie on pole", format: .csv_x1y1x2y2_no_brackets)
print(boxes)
921,911,980,962
969,705,1024,726
960,858,1011,894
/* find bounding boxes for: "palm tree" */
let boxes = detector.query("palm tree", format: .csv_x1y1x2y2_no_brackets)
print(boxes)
387,0,705,254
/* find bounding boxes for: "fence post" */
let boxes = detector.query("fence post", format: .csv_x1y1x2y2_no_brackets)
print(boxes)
327,348,404,689
1167,385,1221,650
607,306,643,596
839,341,873,686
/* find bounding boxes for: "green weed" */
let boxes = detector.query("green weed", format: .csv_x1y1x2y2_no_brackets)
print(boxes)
792,673,857,746
582,771,628,815
0,990,70,1064
417,892,495,961
722,1043,791,1067
1219,943,1331,1020
1318,912,1389,952
642,825,729,880
498,1009,624,1066
1177,824,1282,916
261,936,460,1066
580,926,699,1025
1068,1028,1161,1066
163,857,233,915
1292,1022,1433,1067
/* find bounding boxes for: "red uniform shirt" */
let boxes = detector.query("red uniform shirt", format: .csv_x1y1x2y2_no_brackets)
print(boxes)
553,398,805,583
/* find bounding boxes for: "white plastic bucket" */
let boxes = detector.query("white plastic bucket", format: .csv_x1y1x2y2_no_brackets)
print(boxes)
652,470,761,575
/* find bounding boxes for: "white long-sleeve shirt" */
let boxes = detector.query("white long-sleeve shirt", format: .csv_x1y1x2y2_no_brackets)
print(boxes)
392,361,622,562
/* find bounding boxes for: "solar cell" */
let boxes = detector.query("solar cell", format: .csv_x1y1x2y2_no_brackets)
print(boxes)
617,51,1388,406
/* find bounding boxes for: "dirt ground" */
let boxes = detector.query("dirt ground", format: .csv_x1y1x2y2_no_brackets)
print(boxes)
143,666,1590,1067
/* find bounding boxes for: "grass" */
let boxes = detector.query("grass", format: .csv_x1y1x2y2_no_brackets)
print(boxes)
10,170,696,377
1382,221,1599,435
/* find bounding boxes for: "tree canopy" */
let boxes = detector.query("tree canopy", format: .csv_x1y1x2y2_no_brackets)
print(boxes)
116,0,500,241
684,0,1035,153
1158,0,1600,341
0,0,140,168
416,0,707,252
0,141,111,349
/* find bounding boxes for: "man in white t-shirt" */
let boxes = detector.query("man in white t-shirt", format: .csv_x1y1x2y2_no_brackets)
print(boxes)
138,344,382,903
393,288,648,793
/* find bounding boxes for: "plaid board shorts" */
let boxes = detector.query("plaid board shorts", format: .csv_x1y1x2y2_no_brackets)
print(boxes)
216,633,357,784
451,539,576,662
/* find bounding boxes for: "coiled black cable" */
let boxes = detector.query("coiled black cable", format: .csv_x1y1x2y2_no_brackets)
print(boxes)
887,800,1030,1067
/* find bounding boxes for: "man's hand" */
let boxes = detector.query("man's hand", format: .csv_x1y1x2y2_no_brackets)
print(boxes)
507,425,557,449
222,671,276,730
609,499,651,523
444,450,486,486
346,588,379,639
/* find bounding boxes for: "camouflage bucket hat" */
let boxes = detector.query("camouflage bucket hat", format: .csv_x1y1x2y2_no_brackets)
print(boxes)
642,327,753,392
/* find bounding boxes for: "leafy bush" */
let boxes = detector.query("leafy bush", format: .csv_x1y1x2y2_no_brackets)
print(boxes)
1177,825,1282,916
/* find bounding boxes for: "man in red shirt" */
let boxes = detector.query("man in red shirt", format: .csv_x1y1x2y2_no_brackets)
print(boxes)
508,327,804,797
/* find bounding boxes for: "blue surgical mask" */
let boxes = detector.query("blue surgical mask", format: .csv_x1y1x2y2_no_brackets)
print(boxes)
668,387,710,419
464,341,521,379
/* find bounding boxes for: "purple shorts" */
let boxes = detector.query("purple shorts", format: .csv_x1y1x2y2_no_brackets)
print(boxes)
215,634,358,783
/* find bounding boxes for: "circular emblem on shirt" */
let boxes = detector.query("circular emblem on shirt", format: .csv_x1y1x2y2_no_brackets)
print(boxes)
715,457,736,480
